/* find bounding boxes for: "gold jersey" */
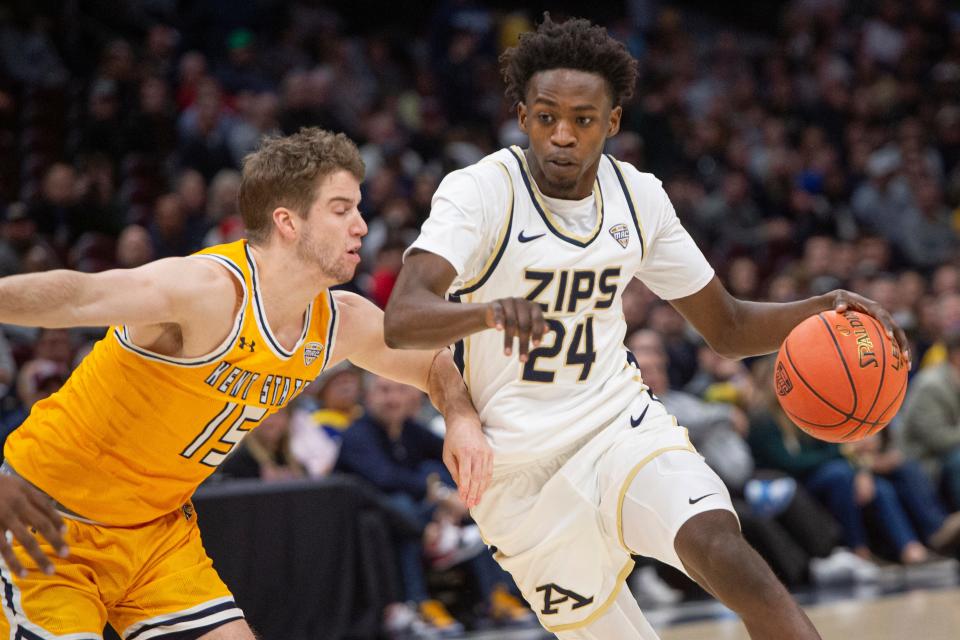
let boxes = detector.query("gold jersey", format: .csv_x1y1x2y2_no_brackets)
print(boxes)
3,240,338,525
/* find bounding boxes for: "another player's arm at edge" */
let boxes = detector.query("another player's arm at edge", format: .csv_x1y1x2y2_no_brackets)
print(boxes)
384,249,547,360
0,258,237,578
667,275,911,365
329,290,492,508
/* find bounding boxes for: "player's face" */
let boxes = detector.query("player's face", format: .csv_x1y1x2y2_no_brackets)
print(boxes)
298,170,367,283
518,69,622,199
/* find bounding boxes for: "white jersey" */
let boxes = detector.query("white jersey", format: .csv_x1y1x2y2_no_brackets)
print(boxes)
408,146,713,465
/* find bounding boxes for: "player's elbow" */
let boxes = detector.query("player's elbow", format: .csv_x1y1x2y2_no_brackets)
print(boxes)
704,334,748,361
383,302,415,349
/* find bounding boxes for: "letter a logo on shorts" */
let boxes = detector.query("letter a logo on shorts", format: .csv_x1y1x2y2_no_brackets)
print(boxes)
535,583,594,615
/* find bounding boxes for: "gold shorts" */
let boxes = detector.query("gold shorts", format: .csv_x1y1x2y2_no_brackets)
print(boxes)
0,503,242,638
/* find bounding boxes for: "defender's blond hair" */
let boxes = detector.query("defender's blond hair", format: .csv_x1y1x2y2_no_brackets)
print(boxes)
239,127,364,243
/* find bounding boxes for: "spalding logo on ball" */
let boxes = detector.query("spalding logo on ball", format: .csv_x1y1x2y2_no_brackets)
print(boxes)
775,309,908,442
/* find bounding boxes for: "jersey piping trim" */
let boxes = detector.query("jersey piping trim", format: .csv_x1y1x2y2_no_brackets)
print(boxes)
453,160,514,296
113,254,247,367
244,244,312,359
615,439,696,555
318,290,338,372
607,155,647,259
509,146,604,248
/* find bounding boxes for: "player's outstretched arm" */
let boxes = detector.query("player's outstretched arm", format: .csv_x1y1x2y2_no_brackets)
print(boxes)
0,258,236,330
332,290,492,506
384,249,547,361
669,276,910,364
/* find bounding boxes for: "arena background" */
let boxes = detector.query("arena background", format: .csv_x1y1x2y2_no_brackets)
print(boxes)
0,0,959,638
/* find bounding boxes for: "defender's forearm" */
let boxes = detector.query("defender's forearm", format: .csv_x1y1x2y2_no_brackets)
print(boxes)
0,270,87,328
425,349,476,419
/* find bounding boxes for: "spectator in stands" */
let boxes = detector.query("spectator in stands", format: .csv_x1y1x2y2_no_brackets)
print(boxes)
177,78,235,180
0,359,68,451
289,361,363,479
338,374,534,635
0,203,39,277
920,292,960,369
28,163,83,252
115,225,155,269
218,408,304,481
902,332,960,509
149,193,198,258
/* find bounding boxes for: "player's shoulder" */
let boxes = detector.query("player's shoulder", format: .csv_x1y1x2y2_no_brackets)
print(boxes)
605,156,666,197
433,150,515,218
439,149,514,193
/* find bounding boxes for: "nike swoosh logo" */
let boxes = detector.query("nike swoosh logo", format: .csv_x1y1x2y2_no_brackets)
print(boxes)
688,493,718,505
629,405,649,428
518,230,546,243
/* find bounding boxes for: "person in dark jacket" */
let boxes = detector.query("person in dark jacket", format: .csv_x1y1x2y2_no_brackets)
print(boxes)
338,374,534,634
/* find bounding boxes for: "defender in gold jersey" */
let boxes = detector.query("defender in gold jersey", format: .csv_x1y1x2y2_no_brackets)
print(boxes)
0,128,491,639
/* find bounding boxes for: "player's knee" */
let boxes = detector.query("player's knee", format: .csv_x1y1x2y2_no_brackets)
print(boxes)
197,620,257,640
674,509,742,573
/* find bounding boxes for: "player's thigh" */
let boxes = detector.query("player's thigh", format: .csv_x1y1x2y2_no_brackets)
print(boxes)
110,507,243,639
602,441,737,575
198,618,257,639
0,521,109,635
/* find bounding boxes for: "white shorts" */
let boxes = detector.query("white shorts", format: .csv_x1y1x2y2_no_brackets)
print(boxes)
471,393,736,633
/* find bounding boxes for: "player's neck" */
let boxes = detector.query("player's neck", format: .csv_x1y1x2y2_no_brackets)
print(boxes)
248,242,329,327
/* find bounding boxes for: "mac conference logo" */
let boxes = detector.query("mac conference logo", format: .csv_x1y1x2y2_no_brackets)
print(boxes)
304,342,324,366
608,224,629,248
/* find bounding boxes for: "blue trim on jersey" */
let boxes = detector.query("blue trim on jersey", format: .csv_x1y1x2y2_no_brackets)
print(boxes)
318,290,338,372
1,567,16,616
447,295,466,376
244,244,311,359
125,600,242,640
508,147,603,249
606,155,645,259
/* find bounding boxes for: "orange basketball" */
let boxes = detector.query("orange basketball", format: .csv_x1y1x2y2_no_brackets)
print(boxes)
774,309,908,442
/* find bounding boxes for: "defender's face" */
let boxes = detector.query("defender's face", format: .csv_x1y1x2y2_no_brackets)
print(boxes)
518,69,621,198
299,170,367,284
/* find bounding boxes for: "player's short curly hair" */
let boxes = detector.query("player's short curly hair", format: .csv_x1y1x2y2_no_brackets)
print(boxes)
500,13,639,108
239,127,364,244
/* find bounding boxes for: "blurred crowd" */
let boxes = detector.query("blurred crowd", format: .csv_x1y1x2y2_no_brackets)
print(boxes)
2,0,960,636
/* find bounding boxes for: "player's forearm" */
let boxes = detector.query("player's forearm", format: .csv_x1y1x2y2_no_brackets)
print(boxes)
384,288,489,349
720,295,832,359
0,270,89,327
425,349,475,419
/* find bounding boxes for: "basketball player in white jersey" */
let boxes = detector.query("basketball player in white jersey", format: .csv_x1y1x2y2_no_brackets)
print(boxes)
385,15,909,640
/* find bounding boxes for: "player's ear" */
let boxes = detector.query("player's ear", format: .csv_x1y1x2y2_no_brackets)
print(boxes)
517,102,528,134
272,207,298,241
607,105,622,138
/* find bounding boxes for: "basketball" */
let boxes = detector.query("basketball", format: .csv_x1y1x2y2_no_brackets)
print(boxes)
774,309,908,442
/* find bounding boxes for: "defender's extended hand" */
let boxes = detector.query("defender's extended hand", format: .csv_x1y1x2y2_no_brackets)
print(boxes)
0,474,68,577
442,414,493,509
485,298,547,362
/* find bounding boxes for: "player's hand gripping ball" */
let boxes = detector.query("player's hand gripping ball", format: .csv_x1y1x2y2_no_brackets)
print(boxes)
774,310,908,442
